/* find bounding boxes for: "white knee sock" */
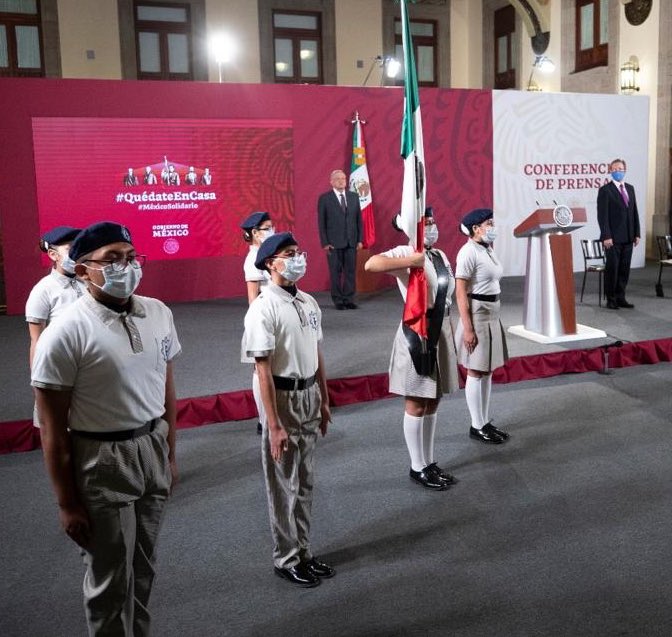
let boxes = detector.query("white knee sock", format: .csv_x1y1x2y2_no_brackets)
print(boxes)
403,412,425,472
422,413,437,466
465,375,485,428
481,374,492,425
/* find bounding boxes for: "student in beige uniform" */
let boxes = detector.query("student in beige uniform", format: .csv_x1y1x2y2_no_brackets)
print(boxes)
241,211,274,303
25,226,85,367
454,208,510,444
242,232,333,588
32,221,180,636
365,207,459,491
26,226,86,428
240,211,274,434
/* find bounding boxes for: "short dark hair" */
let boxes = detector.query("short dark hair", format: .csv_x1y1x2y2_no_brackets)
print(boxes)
609,158,627,171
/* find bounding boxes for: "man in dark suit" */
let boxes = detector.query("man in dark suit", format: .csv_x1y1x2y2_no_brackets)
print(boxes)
597,158,641,310
317,169,363,309
123,168,138,187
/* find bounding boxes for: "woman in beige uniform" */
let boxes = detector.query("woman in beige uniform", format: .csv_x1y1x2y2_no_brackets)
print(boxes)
454,208,510,444
365,207,459,491
240,211,275,434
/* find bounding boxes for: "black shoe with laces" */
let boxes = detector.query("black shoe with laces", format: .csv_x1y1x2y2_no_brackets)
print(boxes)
303,557,335,579
274,563,320,588
482,422,509,440
469,426,504,444
426,462,457,485
409,467,448,490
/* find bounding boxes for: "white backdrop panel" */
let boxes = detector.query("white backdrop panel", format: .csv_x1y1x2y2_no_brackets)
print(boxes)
492,91,649,276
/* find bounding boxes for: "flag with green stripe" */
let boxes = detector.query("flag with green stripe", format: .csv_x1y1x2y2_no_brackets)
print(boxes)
399,0,427,338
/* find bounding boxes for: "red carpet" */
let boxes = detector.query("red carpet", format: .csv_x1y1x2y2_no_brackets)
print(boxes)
3,338,671,455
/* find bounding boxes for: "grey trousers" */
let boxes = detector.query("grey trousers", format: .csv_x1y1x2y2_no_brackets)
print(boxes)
261,384,321,568
327,246,357,305
72,419,172,637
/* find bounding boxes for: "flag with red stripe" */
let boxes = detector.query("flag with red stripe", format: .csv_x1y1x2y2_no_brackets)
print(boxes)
399,0,427,338
349,114,376,248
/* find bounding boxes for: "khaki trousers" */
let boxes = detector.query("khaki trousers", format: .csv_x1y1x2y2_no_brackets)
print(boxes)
261,384,321,568
72,419,172,637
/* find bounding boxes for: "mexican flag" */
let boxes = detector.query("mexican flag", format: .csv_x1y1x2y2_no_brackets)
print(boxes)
349,115,376,248
399,0,427,338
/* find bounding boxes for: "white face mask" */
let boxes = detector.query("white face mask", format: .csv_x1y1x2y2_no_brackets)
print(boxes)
485,227,497,243
54,247,76,275
424,224,439,247
258,227,275,241
278,253,307,283
87,263,143,299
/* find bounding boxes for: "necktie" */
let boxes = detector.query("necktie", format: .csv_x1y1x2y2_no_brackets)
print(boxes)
70,279,83,298
292,299,308,327
339,193,347,212
122,314,144,353
620,184,629,206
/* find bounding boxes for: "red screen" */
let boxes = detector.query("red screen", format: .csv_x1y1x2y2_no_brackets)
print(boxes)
31,117,294,261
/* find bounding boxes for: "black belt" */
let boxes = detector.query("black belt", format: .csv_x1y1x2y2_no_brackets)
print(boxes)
70,419,159,441
469,293,499,302
426,307,449,317
272,374,317,391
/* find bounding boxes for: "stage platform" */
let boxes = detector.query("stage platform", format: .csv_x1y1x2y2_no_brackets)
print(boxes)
1,262,671,453
2,264,672,637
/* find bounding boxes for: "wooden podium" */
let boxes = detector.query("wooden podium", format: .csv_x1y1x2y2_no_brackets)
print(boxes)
513,206,586,338
355,247,384,292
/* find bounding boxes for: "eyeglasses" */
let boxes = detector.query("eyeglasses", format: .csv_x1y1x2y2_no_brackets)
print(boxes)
275,250,306,260
84,255,146,272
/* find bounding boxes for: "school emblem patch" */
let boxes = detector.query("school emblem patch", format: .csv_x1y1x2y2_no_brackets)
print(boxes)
308,311,319,331
160,335,171,362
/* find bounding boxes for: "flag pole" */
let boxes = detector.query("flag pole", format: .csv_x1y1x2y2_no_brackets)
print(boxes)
399,0,428,340
351,110,367,126
349,110,375,249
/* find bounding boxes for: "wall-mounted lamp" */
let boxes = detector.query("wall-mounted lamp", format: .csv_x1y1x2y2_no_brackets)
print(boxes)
362,55,401,87
526,54,555,91
620,56,640,94
210,33,236,83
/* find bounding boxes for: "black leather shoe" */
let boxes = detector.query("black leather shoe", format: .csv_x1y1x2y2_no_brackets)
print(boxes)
617,300,634,308
606,300,620,310
335,303,346,310
426,462,457,485
344,302,358,309
303,557,335,579
257,421,262,435
469,426,504,444
274,564,320,588
483,422,509,440
409,468,448,490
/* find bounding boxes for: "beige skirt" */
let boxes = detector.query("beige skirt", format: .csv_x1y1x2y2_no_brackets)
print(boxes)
388,318,460,399
454,299,508,372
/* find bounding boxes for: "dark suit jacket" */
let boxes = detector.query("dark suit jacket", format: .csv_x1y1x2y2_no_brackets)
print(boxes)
317,190,363,249
597,181,640,244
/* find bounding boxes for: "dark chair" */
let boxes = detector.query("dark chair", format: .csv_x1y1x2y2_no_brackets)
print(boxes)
580,239,606,306
655,235,672,297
